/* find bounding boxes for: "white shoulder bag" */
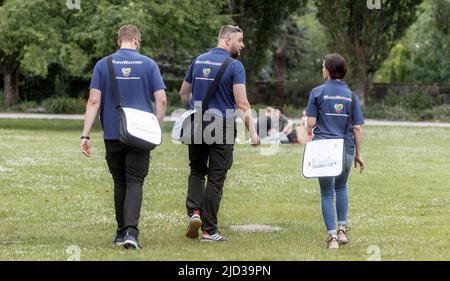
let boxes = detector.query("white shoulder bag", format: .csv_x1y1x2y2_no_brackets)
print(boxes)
171,57,233,144
302,138,345,178
302,92,355,178
108,56,161,151
171,109,196,142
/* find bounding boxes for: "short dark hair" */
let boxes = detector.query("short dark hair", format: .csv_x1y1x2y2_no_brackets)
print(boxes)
117,25,141,44
274,106,284,114
218,25,243,40
323,53,347,79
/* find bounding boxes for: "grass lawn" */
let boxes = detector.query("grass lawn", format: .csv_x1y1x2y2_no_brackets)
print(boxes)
0,119,449,261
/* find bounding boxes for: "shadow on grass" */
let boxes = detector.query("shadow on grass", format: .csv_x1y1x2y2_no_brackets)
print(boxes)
0,119,95,132
0,119,176,133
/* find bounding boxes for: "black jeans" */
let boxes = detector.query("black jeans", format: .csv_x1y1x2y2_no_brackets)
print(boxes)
186,139,234,234
105,140,150,237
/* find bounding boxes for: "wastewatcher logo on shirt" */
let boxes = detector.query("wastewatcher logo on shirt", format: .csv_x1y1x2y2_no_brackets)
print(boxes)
121,68,132,77
202,68,211,78
334,103,344,114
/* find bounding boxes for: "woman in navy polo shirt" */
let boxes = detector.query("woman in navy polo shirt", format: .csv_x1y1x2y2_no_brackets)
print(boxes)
306,53,366,249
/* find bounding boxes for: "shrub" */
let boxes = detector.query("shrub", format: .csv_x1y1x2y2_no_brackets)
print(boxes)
281,104,302,118
384,105,416,121
362,103,386,119
363,103,450,122
42,97,86,114
384,92,402,107
421,105,450,122
363,104,415,120
10,101,40,112
165,91,184,115
401,91,433,111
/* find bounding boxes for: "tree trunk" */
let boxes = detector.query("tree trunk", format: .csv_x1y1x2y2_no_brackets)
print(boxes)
347,39,374,106
353,79,367,106
4,66,20,108
351,66,373,106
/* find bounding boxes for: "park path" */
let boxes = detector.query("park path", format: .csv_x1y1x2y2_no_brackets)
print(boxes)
0,113,450,127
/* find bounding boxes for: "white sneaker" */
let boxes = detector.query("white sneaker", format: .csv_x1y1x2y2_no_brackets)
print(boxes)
200,231,228,242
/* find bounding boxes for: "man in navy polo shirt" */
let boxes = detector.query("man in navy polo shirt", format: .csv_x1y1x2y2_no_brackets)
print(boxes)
80,25,167,249
179,25,260,242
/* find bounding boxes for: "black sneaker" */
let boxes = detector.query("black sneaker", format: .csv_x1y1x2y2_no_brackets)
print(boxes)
123,231,142,250
112,231,125,246
200,231,228,243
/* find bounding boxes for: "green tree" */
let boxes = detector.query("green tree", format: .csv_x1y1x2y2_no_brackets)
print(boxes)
435,0,450,37
228,0,306,81
67,0,229,79
315,0,422,104
0,1,67,106
270,16,307,82
375,0,450,84
283,3,331,106
0,0,228,107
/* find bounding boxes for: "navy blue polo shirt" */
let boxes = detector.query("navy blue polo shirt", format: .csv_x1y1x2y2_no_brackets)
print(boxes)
90,48,166,139
184,48,246,118
306,80,365,154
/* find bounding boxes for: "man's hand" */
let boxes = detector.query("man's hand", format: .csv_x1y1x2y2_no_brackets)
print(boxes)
80,89,101,158
80,139,91,157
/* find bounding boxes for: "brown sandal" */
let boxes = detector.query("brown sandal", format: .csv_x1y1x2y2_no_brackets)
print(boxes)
327,235,339,249
337,228,350,244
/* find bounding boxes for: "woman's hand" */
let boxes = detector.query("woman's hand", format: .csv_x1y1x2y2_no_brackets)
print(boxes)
354,155,365,173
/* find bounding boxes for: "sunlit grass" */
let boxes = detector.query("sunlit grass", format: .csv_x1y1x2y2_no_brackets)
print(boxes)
0,119,449,260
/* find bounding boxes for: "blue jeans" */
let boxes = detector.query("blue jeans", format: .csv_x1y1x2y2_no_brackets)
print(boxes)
318,153,354,235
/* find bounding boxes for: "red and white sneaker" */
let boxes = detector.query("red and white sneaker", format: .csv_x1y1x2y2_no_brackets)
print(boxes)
185,212,202,239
